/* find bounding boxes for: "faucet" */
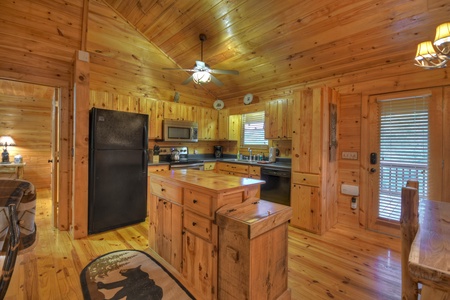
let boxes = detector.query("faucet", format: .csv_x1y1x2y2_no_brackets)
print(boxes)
248,148,252,161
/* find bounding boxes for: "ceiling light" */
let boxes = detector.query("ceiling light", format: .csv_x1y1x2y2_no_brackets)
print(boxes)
192,71,211,84
415,22,450,69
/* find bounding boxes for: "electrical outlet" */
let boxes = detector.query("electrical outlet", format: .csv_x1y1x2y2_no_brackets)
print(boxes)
342,151,358,160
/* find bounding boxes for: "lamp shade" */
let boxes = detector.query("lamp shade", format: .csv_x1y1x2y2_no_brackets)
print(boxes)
192,71,211,84
434,22,450,56
414,41,447,68
0,136,16,147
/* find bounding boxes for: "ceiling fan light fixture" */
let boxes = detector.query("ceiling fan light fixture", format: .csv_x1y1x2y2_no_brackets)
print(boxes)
192,71,211,84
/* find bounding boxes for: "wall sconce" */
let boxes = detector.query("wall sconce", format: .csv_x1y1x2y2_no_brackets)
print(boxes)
415,22,450,69
0,136,16,163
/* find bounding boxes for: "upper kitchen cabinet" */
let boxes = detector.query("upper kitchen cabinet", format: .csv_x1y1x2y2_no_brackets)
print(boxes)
218,109,230,140
264,99,293,140
147,99,164,140
164,102,197,122
196,107,218,140
290,87,338,234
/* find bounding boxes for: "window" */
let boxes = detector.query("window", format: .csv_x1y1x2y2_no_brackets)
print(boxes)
241,111,268,146
378,96,429,221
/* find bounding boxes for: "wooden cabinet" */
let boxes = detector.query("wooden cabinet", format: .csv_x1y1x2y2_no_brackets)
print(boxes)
204,162,216,171
197,107,218,140
218,109,230,140
248,166,261,179
290,87,338,234
148,99,164,139
148,171,264,299
216,162,249,177
0,163,26,179
264,99,293,139
216,200,292,300
148,196,183,272
164,102,197,121
147,165,170,215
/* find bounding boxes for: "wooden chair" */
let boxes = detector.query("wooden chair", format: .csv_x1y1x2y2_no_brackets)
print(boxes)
400,180,419,300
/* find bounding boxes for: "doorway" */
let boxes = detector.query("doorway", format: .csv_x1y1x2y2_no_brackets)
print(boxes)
0,79,60,227
366,88,444,235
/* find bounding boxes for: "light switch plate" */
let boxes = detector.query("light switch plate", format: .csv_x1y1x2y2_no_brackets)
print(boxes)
342,151,358,160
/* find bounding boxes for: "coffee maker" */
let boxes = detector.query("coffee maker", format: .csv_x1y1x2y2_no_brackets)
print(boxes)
214,145,223,158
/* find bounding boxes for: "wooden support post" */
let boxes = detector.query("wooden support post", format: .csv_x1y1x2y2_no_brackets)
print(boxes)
400,180,419,300
71,51,90,239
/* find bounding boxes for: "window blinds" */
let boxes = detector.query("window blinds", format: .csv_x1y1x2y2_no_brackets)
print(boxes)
241,111,268,146
377,96,429,221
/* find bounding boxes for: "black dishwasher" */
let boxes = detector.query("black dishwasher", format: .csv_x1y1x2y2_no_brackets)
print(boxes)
260,167,291,206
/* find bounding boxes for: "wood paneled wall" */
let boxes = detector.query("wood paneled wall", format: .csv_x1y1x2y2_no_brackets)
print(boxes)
0,80,53,188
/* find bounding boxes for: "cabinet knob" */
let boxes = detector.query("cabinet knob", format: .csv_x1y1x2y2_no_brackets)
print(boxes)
192,222,197,226
161,188,166,192
193,199,198,204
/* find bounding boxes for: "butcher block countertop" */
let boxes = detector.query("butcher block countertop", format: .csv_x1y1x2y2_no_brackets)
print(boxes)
148,169,265,193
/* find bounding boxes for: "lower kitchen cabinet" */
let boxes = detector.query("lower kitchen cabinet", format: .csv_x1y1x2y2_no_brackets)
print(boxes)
147,165,170,215
290,183,321,232
148,195,183,272
182,230,217,300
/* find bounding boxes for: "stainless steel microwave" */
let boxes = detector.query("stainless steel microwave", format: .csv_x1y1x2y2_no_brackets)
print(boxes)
163,120,198,142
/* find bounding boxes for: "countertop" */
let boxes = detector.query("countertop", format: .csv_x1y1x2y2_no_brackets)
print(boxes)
148,156,291,170
148,169,265,193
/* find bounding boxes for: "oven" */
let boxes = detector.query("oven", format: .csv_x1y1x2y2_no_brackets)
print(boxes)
260,167,291,206
158,146,204,170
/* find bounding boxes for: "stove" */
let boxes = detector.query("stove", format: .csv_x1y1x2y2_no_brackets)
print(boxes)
159,146,204,170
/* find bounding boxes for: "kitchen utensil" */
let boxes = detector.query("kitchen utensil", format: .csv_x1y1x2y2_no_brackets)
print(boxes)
269,147,277,162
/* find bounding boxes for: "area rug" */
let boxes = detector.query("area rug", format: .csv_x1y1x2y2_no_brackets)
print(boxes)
80,249,195,300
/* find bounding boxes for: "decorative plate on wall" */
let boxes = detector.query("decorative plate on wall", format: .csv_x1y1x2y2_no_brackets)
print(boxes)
243,93,253,105
213,99,225,110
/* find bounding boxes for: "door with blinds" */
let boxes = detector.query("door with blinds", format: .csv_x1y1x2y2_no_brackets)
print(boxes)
367,88,444,235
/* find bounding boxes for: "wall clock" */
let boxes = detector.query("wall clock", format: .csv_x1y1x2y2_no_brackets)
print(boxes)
243,93,253,105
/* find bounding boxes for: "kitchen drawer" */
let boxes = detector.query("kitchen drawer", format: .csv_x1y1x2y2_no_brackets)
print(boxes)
148,165,169,173
184,210,212,242
203,162,216,171
184,189,213,218
249,166,260,177
292,172,320,187
150,178,182,204
217,162,249,174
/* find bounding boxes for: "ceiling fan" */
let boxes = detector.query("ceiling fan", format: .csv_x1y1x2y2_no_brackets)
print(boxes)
163,34,239,86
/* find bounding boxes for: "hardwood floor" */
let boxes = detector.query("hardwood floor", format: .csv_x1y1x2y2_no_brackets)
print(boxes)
4,189,401,299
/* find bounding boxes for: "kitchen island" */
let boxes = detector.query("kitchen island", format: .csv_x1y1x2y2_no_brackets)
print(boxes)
148,169,291,300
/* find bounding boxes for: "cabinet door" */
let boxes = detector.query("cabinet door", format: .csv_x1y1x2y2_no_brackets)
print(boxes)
183,231,217,300
291,89,322,173
290,183,321,233
139,98,164,139
197,107,218,140
265,100,279,139
218,109,229,140
148,197,183,272
265,99,292,139
164,102,197,121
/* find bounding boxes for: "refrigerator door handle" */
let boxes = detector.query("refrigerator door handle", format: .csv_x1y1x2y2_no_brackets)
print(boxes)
143,149,148,173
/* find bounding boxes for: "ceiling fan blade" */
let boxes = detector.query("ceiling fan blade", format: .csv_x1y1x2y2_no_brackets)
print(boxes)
181,75,194,85
162,67,197,72
210,74,223,86
210,69,239,75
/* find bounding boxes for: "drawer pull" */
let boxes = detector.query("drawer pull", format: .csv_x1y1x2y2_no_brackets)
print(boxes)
192,222,197,226
161,188,166,192
193,199,198,204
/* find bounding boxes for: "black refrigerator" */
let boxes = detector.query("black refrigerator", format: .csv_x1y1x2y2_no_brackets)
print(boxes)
88,108,148,234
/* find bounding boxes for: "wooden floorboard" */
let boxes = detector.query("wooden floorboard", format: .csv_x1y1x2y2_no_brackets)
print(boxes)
3,189,401,299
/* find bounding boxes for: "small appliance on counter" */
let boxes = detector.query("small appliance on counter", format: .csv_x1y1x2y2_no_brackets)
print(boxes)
269,147,278,162
214,145,223,158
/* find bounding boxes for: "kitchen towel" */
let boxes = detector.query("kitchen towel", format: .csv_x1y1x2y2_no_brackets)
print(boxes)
80,249,194,300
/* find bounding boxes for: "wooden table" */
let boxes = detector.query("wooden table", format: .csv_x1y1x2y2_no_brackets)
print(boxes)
0,163,26,179
408,199,450,296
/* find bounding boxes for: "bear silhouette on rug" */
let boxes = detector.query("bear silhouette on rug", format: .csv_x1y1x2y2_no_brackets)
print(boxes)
97,265,163,300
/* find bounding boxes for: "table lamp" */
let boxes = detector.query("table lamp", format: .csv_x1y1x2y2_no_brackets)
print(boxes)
0,136,16,163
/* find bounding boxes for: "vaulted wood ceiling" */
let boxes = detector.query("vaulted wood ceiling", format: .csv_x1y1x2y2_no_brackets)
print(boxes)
103,0,449,100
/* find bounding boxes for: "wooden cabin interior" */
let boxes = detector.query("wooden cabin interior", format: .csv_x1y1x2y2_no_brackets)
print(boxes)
0,0,449,299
